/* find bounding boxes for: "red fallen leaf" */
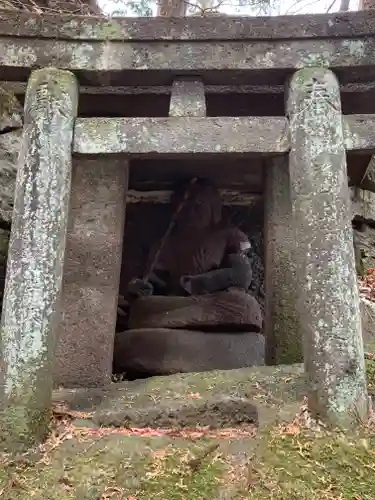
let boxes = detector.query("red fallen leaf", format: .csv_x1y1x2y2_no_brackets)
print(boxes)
188,393,202,399
284,423,300,436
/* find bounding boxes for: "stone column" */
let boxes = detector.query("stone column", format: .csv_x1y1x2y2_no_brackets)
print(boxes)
54,157,128,388
0,68,78,450
169,78,206,117
264,156,302,365
286,67,368,427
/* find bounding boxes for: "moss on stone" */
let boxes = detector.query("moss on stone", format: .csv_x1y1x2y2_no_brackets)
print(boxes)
54,365,306,430
96,20,125,39
26,68,78,102
230,427,375,499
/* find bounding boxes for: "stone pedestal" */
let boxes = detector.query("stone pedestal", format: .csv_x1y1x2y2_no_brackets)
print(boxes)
54,157,128,388
114,289,264,377
128,289,263,330
264,156,301,364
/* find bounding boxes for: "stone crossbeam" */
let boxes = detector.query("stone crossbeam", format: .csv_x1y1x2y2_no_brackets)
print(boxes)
73,116,289,155
1,11,375,84
1,38,374,76
0,10,374,40
73,115,375,156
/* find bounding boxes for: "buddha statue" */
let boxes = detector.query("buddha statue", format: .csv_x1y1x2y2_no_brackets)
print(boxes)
113,178,265,378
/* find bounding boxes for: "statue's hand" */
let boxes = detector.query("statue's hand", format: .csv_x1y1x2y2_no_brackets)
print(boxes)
127,278,154,297
180,275,194,295
180,275,208,295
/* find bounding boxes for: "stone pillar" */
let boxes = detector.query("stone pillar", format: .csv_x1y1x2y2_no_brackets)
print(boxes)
286,67,368,427
264,156,302,365
54,157,128,388
169,78,206,117
0,68,78,450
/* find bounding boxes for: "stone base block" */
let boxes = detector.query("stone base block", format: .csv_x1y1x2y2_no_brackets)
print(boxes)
113,328,265,377
54,284,118,388
128,289,263,331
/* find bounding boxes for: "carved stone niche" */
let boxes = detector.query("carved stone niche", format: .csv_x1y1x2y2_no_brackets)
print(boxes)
113,196,266,380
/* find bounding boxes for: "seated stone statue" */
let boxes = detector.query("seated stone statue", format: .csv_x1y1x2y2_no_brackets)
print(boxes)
114,178,265,379
127,178,253,299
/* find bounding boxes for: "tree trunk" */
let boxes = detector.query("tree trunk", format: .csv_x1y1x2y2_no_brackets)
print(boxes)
359,0,375,9
156,0,187,16
339,0,350,10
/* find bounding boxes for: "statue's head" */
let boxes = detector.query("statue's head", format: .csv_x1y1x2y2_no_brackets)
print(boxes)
173,178,222,228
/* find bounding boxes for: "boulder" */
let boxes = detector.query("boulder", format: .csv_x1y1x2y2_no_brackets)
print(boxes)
128,288,263,331
113,328,265,377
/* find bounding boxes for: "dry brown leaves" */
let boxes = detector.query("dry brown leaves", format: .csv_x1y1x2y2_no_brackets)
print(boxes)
45,401,257,457
359,268,375,302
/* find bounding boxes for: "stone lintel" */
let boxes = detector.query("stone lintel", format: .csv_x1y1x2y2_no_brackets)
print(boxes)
126,189,261,205
1,38,375,82
73,116,289,155
4,81,375,96
73,115,375,156
0,10,374,41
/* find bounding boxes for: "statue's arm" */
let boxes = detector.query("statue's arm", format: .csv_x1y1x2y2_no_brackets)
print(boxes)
180,228,253,295
127,244,169,298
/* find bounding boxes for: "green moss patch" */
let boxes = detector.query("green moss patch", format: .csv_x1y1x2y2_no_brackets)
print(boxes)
0,435,225,499
2,423,375,499
239,426,375,499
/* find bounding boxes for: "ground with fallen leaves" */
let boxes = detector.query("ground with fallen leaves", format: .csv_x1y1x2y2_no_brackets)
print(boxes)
1,398,375,499
359,268,375,303
1,275,375,498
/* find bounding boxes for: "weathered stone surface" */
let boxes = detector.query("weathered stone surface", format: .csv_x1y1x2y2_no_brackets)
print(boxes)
54,157,128,389
128,290,263,331
0,86,23,225
0,10,374,41
287,67,368,427
0,86,23,132
73,116,290,155
2,38,375,84
351,186,375,273
53,364,305,429
344,114,375,153
169,78,206,117
113,328,265,378
73,115,375,156
0,130,21,224
351,186,375,223
264,156,302,365
360,297,375,346
0,68,78,450
361,156,375,193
